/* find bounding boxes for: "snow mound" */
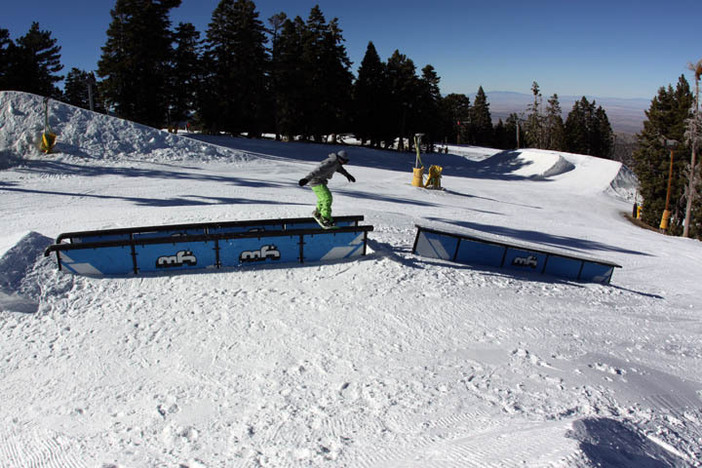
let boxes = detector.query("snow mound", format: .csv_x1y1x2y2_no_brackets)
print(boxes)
542,155,576,178
0,231,52,313
481,149,575,178
0,91,250,166
0,231,51,291
607,164,638,202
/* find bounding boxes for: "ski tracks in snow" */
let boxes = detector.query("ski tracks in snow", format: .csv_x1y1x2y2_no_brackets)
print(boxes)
0,423,88,468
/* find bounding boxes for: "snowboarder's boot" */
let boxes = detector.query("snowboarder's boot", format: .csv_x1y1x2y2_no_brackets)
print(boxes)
313,210,336,229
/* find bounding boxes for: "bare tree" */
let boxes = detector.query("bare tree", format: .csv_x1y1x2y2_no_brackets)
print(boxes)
683,59,702,237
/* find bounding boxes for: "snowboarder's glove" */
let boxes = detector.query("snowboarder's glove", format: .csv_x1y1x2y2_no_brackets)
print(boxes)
299,178,309,186
346,175,356,183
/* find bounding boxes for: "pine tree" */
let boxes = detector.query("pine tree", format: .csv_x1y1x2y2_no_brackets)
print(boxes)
525,81,545,148
592,106,614,157
0,28,12,90
493,119,509,149
386,50,419,150
4,22,63,98
169,22,202,128
565,98,590,154
64,68,103,112
204,0,268,136
271,15,306,140
470,86,493,147
633,76,693,232
415,65,442,152
300,6,353,141
267,12,287,140
98,0,181,128
353,41,390,147
564,97,613,157
441,93,470,144
64,68,87,107
545,94,565,150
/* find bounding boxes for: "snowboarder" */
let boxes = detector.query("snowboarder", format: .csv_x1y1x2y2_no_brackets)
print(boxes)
299,150,356,228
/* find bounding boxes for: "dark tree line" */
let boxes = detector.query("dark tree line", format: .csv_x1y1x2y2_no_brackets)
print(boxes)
439,83,613,158
0,22,63,98
1,22,106,113
1,0,614,160
98,0,182,128
518,81,613,157
354,44,448,150
268,7,354,142
0,2,543,152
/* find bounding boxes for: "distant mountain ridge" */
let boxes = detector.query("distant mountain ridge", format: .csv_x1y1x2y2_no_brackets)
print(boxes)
471,91,649,135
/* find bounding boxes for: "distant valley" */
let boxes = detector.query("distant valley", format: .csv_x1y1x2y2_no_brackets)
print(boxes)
475,91,649,135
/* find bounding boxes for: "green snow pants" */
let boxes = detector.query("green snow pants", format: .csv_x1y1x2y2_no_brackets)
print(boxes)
311,184,333,221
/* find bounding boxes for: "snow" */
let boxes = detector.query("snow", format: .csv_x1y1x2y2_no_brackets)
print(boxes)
0,91,701,467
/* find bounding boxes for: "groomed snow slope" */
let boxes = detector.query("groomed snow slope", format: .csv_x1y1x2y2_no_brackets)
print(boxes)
1,91,701,467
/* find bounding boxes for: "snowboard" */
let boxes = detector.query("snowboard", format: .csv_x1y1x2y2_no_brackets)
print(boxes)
313,211,338,230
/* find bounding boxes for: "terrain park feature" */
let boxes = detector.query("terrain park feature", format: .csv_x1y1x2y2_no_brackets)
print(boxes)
44,216,373,276
413,225,621,284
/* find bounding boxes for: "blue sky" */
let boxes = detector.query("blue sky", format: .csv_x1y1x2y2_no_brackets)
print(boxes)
3,0,701,99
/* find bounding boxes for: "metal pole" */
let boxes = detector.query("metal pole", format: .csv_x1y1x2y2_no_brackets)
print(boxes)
660,147,674,231
516,120,520,149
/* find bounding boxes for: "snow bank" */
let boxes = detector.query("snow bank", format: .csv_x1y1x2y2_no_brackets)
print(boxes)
0,91,250,165
0,231,50,291
0,231,52,313
608,164,639,202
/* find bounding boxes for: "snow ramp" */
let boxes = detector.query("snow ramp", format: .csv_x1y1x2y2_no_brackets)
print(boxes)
479,149,575,179
44,216,373,276
479,149,636,199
